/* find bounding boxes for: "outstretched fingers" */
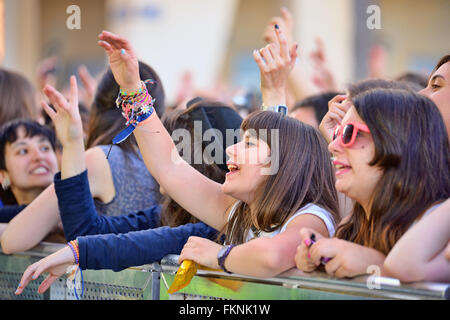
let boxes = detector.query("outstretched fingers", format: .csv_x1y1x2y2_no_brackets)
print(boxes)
41,101,56,120
98,30,133,51
68,75,79,109
37,273,59,294
43,84,69,114
15,262,41,295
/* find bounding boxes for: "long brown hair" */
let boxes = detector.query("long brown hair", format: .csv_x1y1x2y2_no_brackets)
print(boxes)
225,111,340,244
335,89,450,254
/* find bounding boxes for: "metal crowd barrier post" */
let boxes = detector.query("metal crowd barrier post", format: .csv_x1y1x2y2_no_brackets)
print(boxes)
0,242,449,300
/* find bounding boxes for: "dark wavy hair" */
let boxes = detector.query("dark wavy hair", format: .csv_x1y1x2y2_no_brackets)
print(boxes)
335,88,450,254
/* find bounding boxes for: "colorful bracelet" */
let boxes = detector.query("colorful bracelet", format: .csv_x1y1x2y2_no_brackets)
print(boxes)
67,240,84,300
111,79,156,145
116,80,155,126
67,240,79,265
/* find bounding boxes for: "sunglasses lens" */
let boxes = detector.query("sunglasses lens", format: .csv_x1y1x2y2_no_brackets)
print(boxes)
342,124,354,144
332,127,339,141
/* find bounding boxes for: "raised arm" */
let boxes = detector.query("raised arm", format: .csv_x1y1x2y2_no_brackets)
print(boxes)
262,7,318,106
255,23,297,108
97,31,234,230
1,184,61,254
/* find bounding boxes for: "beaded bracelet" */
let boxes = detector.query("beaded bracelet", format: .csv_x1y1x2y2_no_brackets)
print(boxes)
111,79,156,146
67,240,84,299
116,79,155,127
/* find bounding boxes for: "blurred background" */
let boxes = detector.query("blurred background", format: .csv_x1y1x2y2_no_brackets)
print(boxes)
1,0,449,107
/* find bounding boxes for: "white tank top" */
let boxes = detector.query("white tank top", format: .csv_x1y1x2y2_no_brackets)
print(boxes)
227,201,336,243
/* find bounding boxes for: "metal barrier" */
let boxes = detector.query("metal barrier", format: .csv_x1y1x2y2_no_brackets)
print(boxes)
0,242,448,300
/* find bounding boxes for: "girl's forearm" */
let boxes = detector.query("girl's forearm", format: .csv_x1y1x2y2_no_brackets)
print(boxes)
384,200,450,281
1,184,61,254
224,239,294,278
133,113,179,183
133,114,230,230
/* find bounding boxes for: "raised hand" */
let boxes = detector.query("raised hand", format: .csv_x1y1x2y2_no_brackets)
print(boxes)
41,75,83,147
15,246,75,295
97,30,141,93
253,25,298,106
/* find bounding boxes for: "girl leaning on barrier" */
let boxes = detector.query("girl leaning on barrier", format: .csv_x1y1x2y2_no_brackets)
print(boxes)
295,87,450,281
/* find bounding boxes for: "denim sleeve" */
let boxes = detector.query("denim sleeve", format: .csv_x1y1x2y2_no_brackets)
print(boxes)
54,171,161,241
77,222,218,271
0,205,27,223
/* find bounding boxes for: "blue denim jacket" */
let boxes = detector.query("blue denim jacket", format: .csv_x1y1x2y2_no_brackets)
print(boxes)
54,170,217,271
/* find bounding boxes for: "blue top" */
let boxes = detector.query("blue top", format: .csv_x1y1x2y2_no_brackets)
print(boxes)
94,145,160,216
0,204,26,223
54,170,218,271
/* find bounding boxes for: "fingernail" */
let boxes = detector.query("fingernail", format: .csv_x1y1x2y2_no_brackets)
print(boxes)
32,275,37,280
274,24,279,30
307,252,311,259
120,49,126,55
304,239,311,247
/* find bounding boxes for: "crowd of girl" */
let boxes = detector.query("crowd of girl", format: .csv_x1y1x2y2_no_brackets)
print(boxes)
0,7,447,297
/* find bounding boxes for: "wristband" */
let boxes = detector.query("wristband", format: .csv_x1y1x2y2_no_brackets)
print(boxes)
217,244,236,274
261,104,288,115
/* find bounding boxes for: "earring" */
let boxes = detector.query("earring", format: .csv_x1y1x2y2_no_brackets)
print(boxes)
1,177,10,190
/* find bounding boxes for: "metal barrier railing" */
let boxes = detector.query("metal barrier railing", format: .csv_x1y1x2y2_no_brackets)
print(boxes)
0,242,448,300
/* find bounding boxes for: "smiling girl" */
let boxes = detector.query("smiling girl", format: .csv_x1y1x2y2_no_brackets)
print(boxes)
0,120,58,206
295,88,449,278
97,28,340,277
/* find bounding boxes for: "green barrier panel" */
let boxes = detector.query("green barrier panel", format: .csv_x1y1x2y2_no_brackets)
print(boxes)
1,243,449,300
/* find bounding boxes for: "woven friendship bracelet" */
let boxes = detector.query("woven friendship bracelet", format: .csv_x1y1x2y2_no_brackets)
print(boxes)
111,79,157,146
115,79,155,127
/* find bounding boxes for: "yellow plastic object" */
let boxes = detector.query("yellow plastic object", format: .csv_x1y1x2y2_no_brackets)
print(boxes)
167,260,199,294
